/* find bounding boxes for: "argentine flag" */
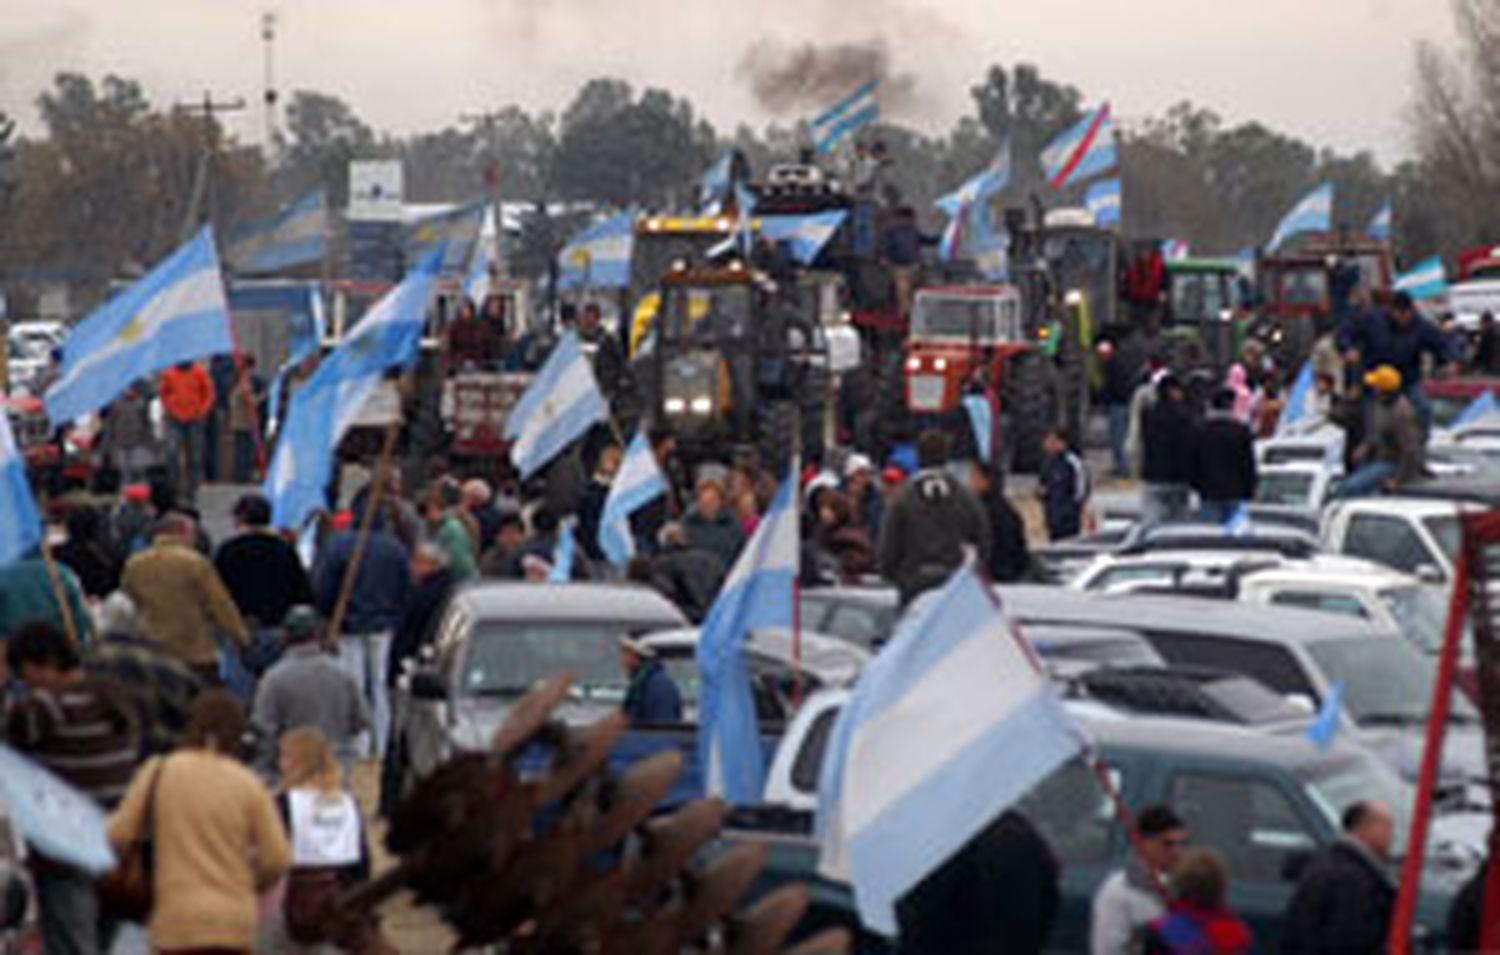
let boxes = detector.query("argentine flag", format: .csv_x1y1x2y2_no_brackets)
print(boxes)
598,428,668,565
758,211,848,265
1452,391,1500,430
505,332,608,480
812,80,879,155
0,413,42,566
817,561,1085,934
935,140,1012,220
1395,256,1448,301
46,227,234,425
1040,103,1117,190
1086,178,1122,228
1368,203,1393,243
1276,361,1318,435
549,519,577,582
1269,183,1333,251
697,466,799,804
265,252,441,530
227,190,328,276
698,152,734,213
558,211,636,292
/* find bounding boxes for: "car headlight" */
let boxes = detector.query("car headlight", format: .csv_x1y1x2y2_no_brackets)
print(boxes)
664,397,687,414
689,396,713,415
906,356,921,372
933,357,949,372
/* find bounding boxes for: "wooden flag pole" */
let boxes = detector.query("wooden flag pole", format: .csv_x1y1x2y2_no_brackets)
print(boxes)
38,539,80,647
327,415,401,644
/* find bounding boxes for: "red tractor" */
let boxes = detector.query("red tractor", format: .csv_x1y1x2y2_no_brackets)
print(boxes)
903,285,1026,416
1250,233,1393,370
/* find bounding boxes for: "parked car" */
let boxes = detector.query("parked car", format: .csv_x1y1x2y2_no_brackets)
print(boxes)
1255,460,1337,515
798,588,900,649
1321,495,1469,586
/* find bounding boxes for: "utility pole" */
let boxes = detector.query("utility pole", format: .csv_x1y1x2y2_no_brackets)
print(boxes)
261,12,279,155
460,109,506,276
177,91,247,241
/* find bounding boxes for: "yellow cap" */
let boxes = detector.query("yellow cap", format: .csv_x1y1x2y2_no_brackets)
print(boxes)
1364,365,1402,394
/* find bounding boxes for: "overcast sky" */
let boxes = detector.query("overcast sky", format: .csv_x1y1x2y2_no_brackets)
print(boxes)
0,0,1456,165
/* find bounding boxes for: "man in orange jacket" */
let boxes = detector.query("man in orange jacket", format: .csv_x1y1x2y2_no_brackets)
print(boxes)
160,361,216,502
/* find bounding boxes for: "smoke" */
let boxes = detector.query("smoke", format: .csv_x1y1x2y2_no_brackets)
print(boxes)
736,36,920,117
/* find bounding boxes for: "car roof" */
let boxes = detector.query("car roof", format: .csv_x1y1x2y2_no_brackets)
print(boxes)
452,581,688,628
799,586,898,609
1395,478,1500,508
999,584,1386,647
1238,562,1416,591
1078,707,1360,772
643,626,869,683
1331,495,1466,517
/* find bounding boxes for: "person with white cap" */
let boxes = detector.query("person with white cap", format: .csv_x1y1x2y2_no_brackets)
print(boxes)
841,452,883,539
618,635,682,725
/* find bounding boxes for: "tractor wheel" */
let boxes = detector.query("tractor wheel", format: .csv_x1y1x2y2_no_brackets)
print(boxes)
758,399,799,477
1005,352,1051,475
868,346,909,456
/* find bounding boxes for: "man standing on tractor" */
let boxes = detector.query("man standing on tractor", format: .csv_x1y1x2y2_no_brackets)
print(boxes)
1339,291,1457,432
576,302,629,409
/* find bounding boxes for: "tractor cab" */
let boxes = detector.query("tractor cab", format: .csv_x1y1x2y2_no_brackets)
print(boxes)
1253,234,1392,368
903,285,1025,415
1161,258,1246,370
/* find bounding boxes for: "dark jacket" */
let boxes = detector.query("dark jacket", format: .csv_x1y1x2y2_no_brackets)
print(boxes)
388,567,456,686
1281,839,1395,955
649,545,726,624
1191,412,1258,503
1040,450,1089,541
576,478,610,563
215,530,314,629
878,467,991,607
1446,860,1488,954
683,508,745,571
54,538,120,599
1340,309,1453,387
313,529,412,636
1142,395,1197,485
982,489,1032,583
622,658,683,725
896,810,1060,955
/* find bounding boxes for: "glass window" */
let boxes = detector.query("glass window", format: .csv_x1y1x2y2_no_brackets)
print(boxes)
911,296,1005,342
1269,590,1370,619
1305,636,1477,727
1301,755,1413,857
1255,472,1316,506
823,603,897,647
791,708,838,794
1423,516,1461,566
1378,585,1455,657
1088,564,1182,592
659,651,809,725
461,623,626,703
1017,759,1121,866
1343,514,1438,575
1279,270,1328,307
1143,633,1316,700
1168,772,1317,883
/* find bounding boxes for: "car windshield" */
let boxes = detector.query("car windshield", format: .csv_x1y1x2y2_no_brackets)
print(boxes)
1424,515,1462,565
1300,754,1414,857
1255,472,1316,506
1170,273,1230,322
460,622,627,703
1379,585,1452,656
1279,269,1327,306
911,296,1006,341
1305,636,1477,726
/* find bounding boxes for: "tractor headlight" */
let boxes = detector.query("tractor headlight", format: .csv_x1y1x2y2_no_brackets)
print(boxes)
1064,289,1084,307
1218,308,1234,323
689,396,713,415
906,356,921,372
664,397,687,415
933,357,949,372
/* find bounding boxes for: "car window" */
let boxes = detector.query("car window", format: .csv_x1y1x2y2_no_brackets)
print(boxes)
1343,514,1438,575
791,707,838,793
1017,758,1122,866
824,604,894,647
1255,472,1315,506
461,622,626,702
660,651,811,725
1142,633,1316,700
1089,564,1180,592
1168,772,1317,883
1268,590,1369,619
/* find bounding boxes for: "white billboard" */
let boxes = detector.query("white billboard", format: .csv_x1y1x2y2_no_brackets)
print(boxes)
347,160,404,222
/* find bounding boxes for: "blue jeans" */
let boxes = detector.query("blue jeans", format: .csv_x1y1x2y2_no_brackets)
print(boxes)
1141,484,1192,529
1338,460,1397,498
337,631,392,759
1106,403,1129,475
1199,500,1245,525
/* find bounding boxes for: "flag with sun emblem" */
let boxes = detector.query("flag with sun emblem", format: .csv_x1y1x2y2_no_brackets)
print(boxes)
45,227,234,424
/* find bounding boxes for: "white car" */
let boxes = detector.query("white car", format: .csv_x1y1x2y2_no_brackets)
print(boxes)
1254,461,1337,514
1321,496,1470,587
1256,424,1345,474
1070,549,1388,597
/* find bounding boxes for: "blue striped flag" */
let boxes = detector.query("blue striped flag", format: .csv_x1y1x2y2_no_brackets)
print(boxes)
598,428,668,565
1306,681,1345,749
963,394,995,464
505,332,608,480
817,560,1085,934
935,140,1012,220
46,227,234,424
697,466,800,804
1395,256,1448,301
0,412,42,566
1086,179,1122,227
758,211,847,265
550,519,577,582
227,190,328,275
1040,103,1117,190
1453,391,1500,430
812,80,879,154
404,201,487,275
1368,203,1393,243
1269,183,1333,251
1276,361,1317,435
558,211,636,292
699,152,734,213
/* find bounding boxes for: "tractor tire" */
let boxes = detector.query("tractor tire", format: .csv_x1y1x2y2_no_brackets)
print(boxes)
868,345,909,457
758,399,799,477
1006,352,1051,475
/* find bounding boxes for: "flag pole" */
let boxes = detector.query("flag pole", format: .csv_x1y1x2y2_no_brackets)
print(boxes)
38,539,80,647
327,412,401,644
231,348,269,481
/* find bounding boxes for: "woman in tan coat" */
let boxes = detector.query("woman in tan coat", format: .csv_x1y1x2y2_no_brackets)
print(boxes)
108,691,291,954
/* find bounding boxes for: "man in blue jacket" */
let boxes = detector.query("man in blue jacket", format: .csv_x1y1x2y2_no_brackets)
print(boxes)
619,636,682,725
1340,291,1458,431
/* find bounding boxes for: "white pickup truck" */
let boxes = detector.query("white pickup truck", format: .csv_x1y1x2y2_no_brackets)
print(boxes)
1320,496,1468,587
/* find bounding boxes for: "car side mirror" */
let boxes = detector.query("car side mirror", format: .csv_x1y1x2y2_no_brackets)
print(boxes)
1415,564,1445,585
410,671,449,702
1283,693,1316,716
1281,848,1312,882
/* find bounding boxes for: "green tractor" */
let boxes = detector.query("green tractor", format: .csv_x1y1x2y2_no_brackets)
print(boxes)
1159,257,1250,372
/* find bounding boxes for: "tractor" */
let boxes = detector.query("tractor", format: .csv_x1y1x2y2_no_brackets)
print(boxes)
1158,257,1250,372
1249,233,1393,371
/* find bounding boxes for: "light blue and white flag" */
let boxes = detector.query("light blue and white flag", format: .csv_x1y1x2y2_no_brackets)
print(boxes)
1453,390,1500,430
1041,103,1117,190
758,211,848,265
1368,203,1393,243
227,190,328,275
1269,183,1333,251
1161,238,1190,262
969,204,1010,281
1306,680,1345,750
935,140,1012,220
699,152,735,213
963,394,995,463
404,200,487,275
550,519,577,582
0,744,115,874
1086,178,1122,228
1224,502,1251,538
463,247,493,307
227,282,326,438
0,412,42,566
1276,361,1317,435
816,560,1085,935
558,211,636,292
505,331,608,480
812,80,879,154
599,428,668,565
697,466,800,804
1395,256,1448,301
936,142,1011,264
265,252,441,530
46,226,234,424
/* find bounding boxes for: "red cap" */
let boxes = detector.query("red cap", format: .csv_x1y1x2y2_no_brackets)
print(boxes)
881,466,906,485
122,484,150,503
330,510,354,531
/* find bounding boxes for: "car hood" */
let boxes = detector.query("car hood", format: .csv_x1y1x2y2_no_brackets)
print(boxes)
1360,722,1488,792
446,695,623,752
